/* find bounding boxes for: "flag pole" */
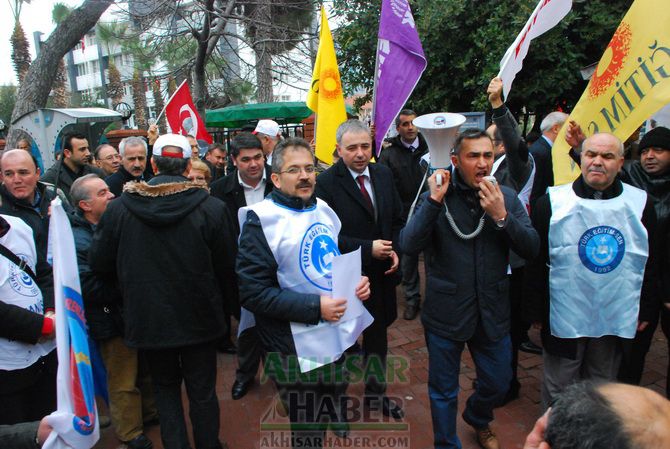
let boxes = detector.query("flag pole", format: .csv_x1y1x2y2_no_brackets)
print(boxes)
371,41,380,124
155,79,187,124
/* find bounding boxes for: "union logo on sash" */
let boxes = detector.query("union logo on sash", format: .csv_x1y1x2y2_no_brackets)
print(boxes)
299,222,340,290
8,254,39,297
578,226,626,274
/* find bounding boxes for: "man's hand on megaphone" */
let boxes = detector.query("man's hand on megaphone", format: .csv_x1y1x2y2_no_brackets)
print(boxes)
479,179,507,223
428,169,450,203
487,77,504,109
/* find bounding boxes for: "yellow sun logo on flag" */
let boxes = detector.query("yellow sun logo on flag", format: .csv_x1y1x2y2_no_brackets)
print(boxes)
589,22,632,100
320,68,343,101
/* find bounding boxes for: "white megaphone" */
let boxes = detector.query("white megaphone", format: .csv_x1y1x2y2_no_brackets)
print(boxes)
413,112,467,186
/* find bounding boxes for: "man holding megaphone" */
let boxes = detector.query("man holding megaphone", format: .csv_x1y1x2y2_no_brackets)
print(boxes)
399,129,539,449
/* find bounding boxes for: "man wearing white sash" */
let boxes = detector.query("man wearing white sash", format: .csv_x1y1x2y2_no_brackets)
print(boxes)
236,138,371,449
524,132,659,410
0,214,57,425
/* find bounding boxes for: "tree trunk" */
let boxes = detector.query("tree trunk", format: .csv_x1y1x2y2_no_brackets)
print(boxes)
251,0,274,103
52,59,69,108
9,0,114,125
11,22,31,84
152,78,167,133
131,69,148,129
106,62,124,106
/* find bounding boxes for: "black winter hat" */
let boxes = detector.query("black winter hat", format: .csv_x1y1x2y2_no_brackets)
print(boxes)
639,126,670,151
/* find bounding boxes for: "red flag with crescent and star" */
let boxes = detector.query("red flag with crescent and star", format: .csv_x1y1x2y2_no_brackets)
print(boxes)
164,81,213,144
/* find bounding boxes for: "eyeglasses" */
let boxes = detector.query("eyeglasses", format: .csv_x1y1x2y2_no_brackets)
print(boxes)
279,165,316,175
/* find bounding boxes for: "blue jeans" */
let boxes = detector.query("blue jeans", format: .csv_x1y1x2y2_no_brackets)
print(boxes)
425,328,511,449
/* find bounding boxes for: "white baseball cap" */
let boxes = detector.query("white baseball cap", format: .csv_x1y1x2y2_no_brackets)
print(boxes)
253,119,280,137
152,134,192,159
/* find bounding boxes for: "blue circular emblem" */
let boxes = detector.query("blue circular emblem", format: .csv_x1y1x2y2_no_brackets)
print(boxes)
299,222,340,290
578,226,625,274
9,253,39,297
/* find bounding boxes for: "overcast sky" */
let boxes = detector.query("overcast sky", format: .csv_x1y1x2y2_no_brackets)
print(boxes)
1,0,85,85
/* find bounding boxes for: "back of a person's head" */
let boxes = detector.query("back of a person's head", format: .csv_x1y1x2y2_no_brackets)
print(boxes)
545,382,632,449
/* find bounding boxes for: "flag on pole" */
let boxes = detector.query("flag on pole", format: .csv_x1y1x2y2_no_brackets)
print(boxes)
43,198,99,449
164,80,213,144
498,0,572,99
307,6,347,165
552,0,670,185
373,0,426,157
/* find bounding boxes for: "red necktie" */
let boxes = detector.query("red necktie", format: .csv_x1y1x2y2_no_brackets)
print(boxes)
356,175,374,213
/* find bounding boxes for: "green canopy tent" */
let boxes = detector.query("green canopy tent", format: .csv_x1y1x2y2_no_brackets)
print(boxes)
205,101,355,128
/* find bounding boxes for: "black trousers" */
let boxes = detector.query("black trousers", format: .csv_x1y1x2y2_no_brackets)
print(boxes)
509,268,528,390
617,305,660,385
0,350,57,425
144,341,221,449
662,306,670,399
362,307,389,396
270,354,347,449
235,327,265,383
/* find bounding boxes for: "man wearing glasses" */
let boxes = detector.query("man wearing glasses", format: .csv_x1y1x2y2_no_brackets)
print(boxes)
236,137,370,448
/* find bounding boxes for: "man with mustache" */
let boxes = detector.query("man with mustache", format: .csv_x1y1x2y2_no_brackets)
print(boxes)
237,137,370,448
105,137,153,197
524,132,658,410
41,132,104,202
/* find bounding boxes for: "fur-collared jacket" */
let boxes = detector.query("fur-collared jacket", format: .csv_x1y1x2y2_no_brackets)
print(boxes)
89,174,239,349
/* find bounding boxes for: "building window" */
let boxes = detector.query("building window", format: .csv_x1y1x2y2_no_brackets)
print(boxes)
281,95,291,102
76,63,89,76
91,60,99,73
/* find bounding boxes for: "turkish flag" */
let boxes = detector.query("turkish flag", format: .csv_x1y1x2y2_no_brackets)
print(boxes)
164,81,213,143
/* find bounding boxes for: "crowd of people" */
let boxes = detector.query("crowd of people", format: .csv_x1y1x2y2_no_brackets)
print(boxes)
1,77,669,449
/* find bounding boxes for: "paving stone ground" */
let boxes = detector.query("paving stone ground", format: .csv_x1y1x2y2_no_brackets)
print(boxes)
94,279,669,449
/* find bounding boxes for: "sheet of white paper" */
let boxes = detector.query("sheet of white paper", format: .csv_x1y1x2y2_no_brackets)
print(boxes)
332,247,367,322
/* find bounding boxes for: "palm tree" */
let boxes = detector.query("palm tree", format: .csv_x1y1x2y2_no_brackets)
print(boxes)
242,0,313,102
96,22,128,106
9,0,31,84
131,69,148,128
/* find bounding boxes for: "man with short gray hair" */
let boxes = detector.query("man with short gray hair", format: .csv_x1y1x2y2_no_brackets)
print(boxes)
529,111,569,205
105,136,152,197
524,132,658,409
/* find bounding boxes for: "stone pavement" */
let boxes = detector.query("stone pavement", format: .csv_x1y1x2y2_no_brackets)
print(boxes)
94,299,669,449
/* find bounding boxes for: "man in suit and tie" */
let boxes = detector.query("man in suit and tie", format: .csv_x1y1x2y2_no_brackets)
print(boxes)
210,132,273,400
316,119,405,421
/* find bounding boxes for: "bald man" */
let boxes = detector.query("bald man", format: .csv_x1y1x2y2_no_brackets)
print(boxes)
524,133,659,408
524,382,670,449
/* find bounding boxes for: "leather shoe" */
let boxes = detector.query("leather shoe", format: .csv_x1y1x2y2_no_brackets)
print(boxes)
403,304,419,320
473,426,499,449
231,379,252,400
519,340,542,355
124,434,153,449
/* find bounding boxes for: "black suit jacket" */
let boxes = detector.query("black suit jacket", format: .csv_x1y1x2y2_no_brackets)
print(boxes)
528,136,553,206
315,160,404,326
210,166,274,233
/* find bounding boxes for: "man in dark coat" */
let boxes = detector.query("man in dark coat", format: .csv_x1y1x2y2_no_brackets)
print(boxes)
40,132,104,202
202,143,229,183
316,120,405,420
236,137,371,448
378,109,428,320
524,132,658,411
90,134,238,449
528,112,568,206
70,174,157,449
105,136,152,197
399,129,539,449
211,132,273,401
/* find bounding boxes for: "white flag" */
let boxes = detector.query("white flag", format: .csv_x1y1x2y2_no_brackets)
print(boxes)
43,198,99,449
499,0,573,98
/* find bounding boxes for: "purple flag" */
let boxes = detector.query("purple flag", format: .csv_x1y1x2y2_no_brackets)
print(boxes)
373,0,427,157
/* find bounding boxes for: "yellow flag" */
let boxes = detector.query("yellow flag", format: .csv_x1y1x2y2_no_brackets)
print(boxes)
307,6,347,165
552,0,670,185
